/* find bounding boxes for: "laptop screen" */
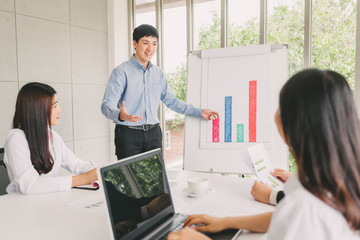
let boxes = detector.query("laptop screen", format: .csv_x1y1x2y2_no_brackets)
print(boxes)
100,149,174,240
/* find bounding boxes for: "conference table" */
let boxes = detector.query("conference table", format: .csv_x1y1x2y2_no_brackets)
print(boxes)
0,170,274,240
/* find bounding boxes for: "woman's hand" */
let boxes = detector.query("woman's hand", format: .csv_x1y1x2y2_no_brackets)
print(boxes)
270,168,292,183
85,168,98,181
167,227,211,240
72,168,98,187
183,214,227,233
251,181,272,204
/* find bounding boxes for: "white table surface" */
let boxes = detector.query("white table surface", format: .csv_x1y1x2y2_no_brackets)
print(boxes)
169,170,273,240
0,170,273,240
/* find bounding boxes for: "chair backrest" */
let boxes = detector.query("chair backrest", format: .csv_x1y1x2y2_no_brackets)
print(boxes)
0,148,10,195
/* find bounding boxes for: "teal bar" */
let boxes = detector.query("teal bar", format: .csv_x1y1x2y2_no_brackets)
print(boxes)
237,124,244,142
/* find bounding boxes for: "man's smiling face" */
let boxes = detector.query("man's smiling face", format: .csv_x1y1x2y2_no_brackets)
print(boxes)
133,36,158,68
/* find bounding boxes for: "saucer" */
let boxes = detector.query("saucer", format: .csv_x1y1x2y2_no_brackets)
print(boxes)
183,187,215,198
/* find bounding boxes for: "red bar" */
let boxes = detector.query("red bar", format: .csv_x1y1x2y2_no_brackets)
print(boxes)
249,80,257,142
212,117,219,142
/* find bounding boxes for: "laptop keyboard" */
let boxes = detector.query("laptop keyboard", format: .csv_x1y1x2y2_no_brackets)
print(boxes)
158,213,188,240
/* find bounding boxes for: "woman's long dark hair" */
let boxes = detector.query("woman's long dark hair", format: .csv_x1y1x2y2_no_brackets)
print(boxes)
13,82,56,174
279,69,360,230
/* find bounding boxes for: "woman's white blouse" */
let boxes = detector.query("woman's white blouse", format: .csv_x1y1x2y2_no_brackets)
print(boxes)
4,129,94,194
266,174,360,240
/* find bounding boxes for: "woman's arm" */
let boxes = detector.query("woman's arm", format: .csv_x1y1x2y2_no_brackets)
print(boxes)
53,130,95,174
5,130,97,194
71,168,98,187
5,130,72,194
185,212,273,233
168,212,273,240
251,181,285,205
251,181,273,204
223,212,273,233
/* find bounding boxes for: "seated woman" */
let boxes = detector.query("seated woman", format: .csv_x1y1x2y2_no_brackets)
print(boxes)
168,69,360,240
4,82,98,194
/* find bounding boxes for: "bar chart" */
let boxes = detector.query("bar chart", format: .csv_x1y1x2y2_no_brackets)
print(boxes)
211,80,258,143
200,51,272,149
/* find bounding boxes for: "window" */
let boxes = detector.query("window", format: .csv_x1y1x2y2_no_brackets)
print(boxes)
194,0,221,49
165,131,171,150
163,1,187,162
268,0,304,76
312,0,356,89
135,0,157,65
228,0,260,47
135,0,156,26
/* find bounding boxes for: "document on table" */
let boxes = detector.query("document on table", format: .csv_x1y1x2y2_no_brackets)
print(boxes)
247,144,283,188
64,194,105,215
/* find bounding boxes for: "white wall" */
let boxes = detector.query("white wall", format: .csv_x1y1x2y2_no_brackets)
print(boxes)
0,0,110,166
107,0,129,162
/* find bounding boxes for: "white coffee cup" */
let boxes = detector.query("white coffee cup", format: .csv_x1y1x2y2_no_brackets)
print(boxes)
187,177,209,194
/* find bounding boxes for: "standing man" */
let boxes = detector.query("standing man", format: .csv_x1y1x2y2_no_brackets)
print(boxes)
101,24,218,160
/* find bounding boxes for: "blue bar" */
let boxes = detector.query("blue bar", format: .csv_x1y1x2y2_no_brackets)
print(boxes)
225,96,232,142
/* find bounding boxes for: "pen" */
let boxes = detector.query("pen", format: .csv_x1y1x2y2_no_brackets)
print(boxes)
90,160,97,169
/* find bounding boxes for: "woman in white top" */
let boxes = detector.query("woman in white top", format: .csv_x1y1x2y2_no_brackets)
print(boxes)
168,69,360,240
4,82,98,194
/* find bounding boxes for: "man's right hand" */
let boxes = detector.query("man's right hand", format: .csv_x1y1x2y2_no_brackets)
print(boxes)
119,101,143,122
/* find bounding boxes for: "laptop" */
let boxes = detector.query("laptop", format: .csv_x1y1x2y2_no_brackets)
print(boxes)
98,148,241,240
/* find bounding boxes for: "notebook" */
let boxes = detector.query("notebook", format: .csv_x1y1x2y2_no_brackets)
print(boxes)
98,148,241,240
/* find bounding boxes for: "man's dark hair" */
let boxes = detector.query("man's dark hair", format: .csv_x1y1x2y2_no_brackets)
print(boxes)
133,24,159,43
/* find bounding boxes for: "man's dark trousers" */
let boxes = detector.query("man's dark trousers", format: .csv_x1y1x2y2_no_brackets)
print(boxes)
114,124,162,160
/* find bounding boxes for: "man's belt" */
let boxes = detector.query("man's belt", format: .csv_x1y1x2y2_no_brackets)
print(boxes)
126,123,159,131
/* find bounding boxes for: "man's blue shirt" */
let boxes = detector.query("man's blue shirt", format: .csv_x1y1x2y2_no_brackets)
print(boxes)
101,55,202,126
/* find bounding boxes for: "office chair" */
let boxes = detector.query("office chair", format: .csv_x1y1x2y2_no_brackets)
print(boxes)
0,148,10,195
